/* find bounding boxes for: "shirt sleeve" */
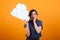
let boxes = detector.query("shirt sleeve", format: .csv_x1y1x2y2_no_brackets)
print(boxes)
38,21,42,26
37,21,43,29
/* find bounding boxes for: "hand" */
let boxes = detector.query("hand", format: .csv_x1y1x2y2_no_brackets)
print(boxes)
33,17,36,23
24,20,28,25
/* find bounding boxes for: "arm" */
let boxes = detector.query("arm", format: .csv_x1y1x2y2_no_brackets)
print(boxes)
33,18,42,33
34,22,42,33
24,20,30,37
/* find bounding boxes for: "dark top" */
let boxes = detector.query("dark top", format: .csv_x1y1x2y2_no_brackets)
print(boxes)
24,19,43,39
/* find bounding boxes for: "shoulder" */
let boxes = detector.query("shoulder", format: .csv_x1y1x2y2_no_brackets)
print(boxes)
36,19,43,27
36,19,42,25
37,19,43,29
36,19,42,23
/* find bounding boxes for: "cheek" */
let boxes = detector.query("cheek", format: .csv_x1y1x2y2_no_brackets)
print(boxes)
31,15,34,18
31,15,34,17
34,15,37,17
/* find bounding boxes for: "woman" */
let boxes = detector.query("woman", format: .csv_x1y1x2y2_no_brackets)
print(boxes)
24,9,43,40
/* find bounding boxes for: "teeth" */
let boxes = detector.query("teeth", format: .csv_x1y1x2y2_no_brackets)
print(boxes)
10,3,29,21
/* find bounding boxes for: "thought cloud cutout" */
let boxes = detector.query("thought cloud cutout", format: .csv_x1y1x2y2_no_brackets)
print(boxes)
10,3,29,21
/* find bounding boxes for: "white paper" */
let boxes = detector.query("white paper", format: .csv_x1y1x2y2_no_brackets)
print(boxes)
10,3,29,21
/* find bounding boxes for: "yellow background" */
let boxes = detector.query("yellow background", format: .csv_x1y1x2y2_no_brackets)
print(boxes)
0,0,60,40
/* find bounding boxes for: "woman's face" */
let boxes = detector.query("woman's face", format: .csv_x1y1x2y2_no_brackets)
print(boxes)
30,11,37,19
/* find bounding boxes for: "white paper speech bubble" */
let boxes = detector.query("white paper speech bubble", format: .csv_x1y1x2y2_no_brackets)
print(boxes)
10,3,29,21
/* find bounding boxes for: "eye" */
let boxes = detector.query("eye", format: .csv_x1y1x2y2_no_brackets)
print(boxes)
34,13,36,15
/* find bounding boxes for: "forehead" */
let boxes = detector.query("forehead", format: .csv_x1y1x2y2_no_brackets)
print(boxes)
32,11,36,14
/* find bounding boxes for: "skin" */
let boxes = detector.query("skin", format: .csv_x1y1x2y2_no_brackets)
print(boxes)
24,11,42,37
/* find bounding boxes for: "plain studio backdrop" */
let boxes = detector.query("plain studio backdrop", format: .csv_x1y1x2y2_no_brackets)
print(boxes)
0,0,60,40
